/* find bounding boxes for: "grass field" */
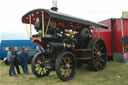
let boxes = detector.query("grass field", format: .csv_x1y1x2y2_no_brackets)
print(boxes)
0,60,128,85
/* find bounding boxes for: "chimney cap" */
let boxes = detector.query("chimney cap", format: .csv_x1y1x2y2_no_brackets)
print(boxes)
51,0,58,11
51,7,58,11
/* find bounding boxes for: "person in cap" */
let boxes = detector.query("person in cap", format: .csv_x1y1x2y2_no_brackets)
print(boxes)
18,48,29,74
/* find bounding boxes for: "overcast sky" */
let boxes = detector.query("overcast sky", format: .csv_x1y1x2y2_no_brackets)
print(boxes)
0,0,127,41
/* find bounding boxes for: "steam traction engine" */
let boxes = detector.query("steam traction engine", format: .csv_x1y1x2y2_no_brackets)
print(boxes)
22,9,108,81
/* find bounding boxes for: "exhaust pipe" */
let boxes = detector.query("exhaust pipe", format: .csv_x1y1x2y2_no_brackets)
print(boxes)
51,0,58,11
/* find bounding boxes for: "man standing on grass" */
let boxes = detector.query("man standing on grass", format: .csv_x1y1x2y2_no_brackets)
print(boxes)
18,48,29,74
12,49,21,74
7,47,16,76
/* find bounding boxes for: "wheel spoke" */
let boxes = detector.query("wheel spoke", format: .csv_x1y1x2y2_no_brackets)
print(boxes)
98,62,102,67
99,47,104,51
67,57,72,64
40,68,43,75
36,60,40,64
39,56,44,62
66,69,69,77
94,58,99,66
94,57,102,67
69,60,72,63
36,67,41,73
98,57,105,62
42,68,45,74
63,57,67,64
96,59,102,67
64,69,67,78
97,42,101,49
96,45,100,51
60,67,64,75
35,64,40,67
68,68,72,76
94,46,98,51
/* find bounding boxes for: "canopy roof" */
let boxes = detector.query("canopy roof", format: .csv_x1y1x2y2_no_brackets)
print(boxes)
22,9,108,29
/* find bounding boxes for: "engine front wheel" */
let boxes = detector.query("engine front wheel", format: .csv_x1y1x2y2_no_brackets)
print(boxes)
31,52,50,78
55,52,77,81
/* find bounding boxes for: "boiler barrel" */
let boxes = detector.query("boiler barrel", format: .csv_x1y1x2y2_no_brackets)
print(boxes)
47,42,74,51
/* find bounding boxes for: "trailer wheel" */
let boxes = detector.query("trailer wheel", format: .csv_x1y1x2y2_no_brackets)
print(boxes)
55,52,77,81
88,37,107,71
3,57,9,65
31,52,50,78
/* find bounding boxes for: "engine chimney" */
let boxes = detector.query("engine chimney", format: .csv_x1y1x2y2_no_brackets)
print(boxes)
51,0,58,11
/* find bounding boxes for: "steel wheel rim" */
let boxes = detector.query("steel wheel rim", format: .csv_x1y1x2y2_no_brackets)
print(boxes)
93,39,107,70
34,54,50,76
60,55,73,78
56,52,76,81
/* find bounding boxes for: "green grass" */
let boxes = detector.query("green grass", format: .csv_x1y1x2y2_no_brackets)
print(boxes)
0,60,128,85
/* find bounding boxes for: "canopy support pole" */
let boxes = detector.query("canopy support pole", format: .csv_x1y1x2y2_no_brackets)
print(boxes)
41,11,45,37
45,17,51,34
25,24,30,38
29,14,32,38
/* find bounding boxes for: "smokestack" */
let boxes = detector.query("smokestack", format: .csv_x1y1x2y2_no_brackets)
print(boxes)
51,0,58,11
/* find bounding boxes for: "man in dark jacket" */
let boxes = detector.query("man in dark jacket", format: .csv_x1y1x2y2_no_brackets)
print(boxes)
11,48,21,74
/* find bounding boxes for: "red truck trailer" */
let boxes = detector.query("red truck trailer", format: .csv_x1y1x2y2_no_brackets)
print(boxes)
96,18,128,62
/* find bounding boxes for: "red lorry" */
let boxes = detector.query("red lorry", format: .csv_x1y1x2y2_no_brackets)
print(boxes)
96,18,128,62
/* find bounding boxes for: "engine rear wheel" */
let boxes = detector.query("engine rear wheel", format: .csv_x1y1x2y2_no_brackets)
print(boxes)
55,52,77,81
31,53,50,78
88,38,107,71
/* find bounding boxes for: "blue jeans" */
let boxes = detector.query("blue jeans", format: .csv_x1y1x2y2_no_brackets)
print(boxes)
9,60,16,76
20,61,28,73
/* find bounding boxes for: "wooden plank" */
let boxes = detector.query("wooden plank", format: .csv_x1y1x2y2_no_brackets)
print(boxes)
73,49,91,51
76,57,92,60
